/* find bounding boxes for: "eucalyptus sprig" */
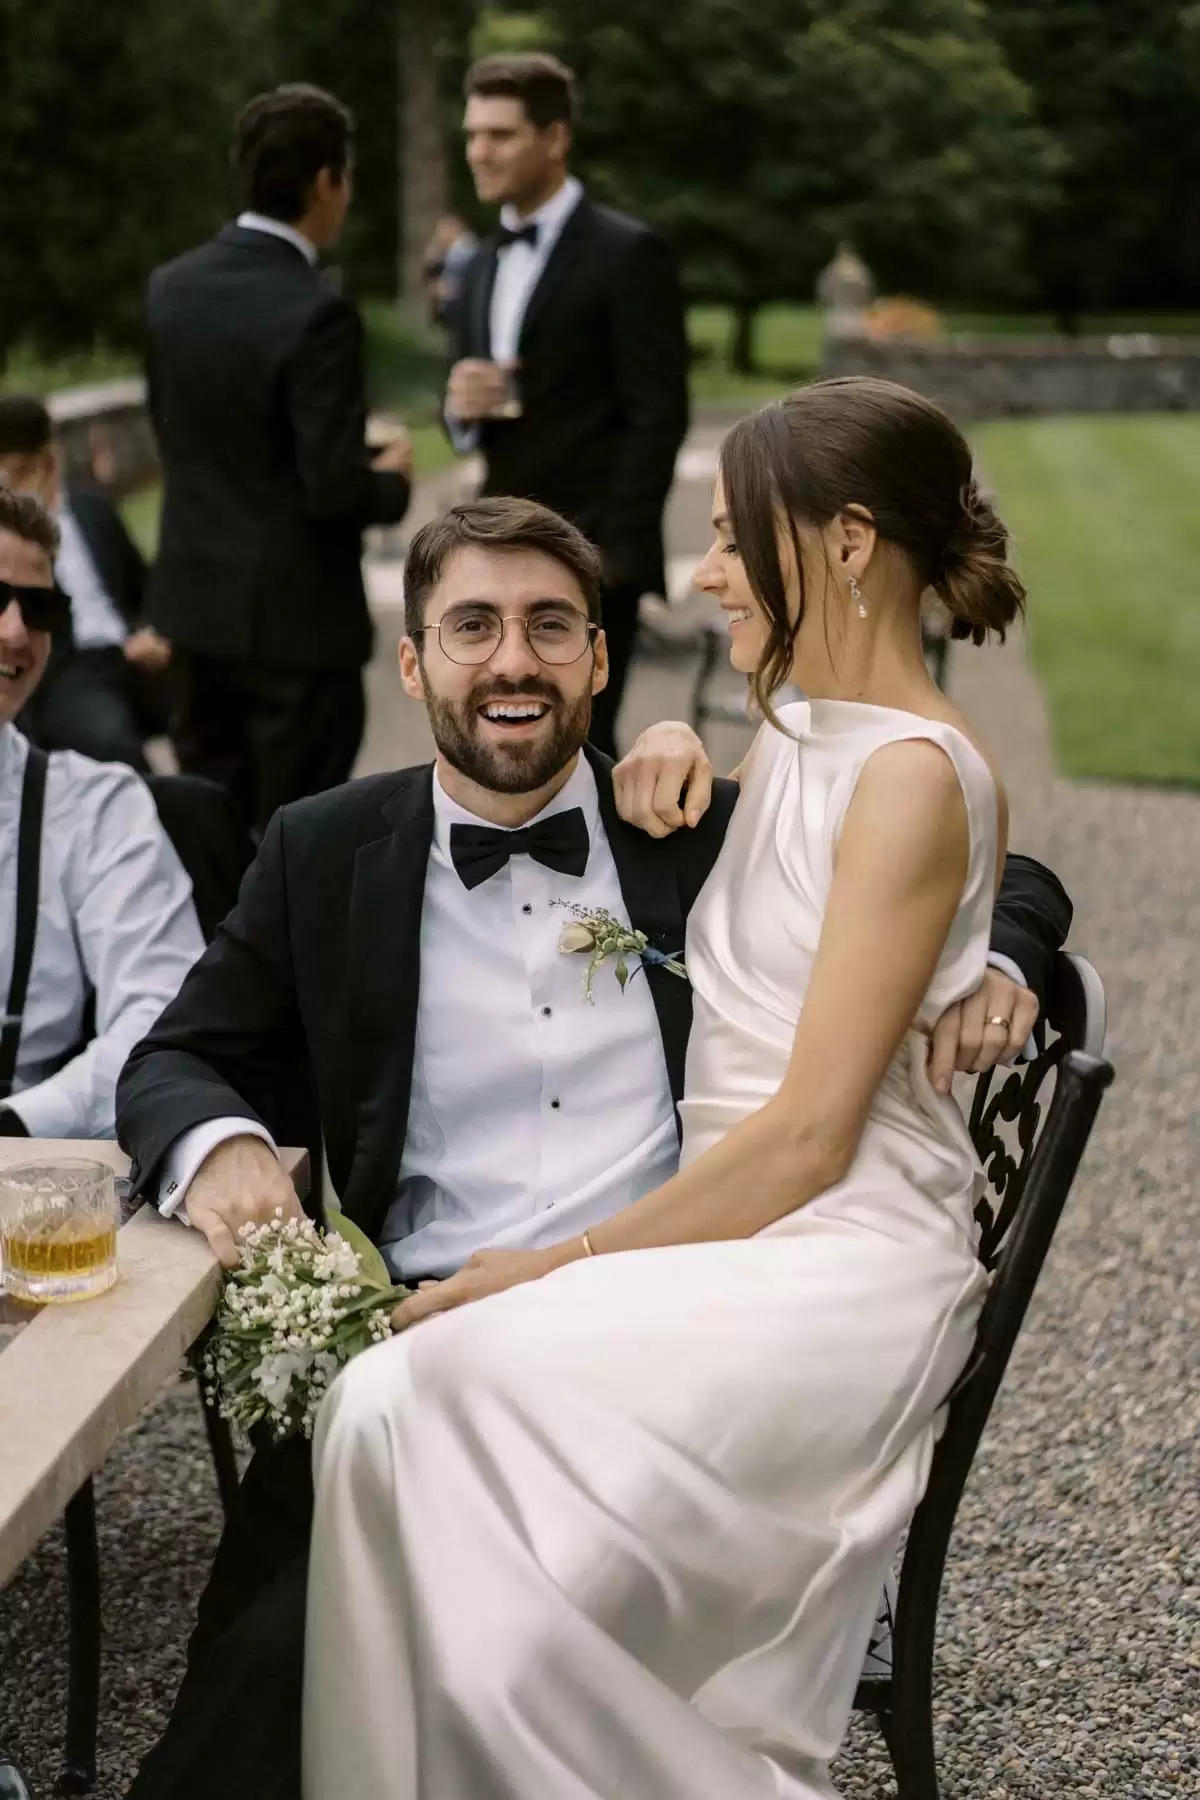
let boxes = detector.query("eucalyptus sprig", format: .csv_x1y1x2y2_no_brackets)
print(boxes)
553,902,687,1003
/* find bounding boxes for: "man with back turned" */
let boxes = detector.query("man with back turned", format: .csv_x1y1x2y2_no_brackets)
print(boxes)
145,84,412,838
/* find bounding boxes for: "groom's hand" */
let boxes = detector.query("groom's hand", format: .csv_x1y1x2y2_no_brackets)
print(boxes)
613,721,713,837
928,968,1039,1094
186,1135,304,1269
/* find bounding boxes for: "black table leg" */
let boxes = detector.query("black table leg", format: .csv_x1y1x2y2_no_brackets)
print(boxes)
199,1386,240,1518
59,1478,100,1795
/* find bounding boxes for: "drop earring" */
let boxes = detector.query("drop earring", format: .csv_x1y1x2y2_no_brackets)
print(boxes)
849,575,867,619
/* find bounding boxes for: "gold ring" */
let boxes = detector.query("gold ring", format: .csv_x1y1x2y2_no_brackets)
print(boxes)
986,1015,1013,1030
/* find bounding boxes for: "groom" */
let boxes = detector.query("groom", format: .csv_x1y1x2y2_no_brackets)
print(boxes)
117,496,1071,1799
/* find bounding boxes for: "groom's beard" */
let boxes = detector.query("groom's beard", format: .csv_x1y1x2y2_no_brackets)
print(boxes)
423,672,593,795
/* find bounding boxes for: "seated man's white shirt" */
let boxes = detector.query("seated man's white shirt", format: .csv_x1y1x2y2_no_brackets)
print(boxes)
162,757,681,1277
0,725,206,1138
54,502,129,650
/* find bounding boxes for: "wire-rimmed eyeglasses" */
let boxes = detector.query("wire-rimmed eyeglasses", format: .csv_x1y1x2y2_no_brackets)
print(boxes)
412,604,598,666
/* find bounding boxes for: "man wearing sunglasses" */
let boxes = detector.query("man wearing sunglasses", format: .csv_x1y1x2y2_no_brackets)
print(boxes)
115,495,1071,1800
0,486,204,1141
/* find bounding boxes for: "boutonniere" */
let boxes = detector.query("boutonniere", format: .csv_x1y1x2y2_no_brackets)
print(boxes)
553,902,687,1003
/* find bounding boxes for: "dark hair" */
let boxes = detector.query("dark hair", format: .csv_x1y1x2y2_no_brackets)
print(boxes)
233,84,354,221
404,498,602,638
720,376,1026,720
0,484,60,559
0,395,52,458
464,53,577,129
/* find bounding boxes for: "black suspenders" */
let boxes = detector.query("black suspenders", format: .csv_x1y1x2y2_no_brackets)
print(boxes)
0,745,49,1101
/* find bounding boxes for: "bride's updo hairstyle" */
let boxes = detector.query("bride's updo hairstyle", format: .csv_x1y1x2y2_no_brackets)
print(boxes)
719,376,1026,717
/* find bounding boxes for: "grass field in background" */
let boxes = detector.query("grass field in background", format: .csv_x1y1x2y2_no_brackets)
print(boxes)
973,415,1200,788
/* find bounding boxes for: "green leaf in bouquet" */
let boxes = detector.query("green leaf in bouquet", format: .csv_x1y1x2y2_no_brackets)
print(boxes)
324,1200,394,1290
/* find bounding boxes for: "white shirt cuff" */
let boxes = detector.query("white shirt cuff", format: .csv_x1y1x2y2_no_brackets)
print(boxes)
444,405,480,455
158,1117,278,1225
986,951,1027,989
985,952,1036,1060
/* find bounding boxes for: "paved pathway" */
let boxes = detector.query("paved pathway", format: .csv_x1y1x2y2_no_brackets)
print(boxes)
1,417,1197,1797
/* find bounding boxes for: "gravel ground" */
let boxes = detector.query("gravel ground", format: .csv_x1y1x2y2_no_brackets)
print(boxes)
1,439,1197,1798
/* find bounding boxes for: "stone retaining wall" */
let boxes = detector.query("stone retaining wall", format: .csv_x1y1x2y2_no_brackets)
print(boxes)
820,335,1200,418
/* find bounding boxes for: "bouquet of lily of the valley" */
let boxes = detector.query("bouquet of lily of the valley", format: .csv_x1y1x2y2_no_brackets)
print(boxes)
202,1207,410,1441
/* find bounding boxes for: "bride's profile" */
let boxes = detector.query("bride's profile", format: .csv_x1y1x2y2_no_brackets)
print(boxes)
303,376,1025,1799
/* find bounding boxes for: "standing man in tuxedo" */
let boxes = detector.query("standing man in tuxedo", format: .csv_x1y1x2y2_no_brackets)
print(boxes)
0,394,171,772
145,84,413,839
447,53,690,757
116,497,1069,1800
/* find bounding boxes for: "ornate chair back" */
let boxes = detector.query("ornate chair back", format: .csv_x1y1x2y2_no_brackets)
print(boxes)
855,951,1114,1797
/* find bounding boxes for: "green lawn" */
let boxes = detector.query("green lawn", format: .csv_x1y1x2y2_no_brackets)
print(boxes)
972,415,1200,788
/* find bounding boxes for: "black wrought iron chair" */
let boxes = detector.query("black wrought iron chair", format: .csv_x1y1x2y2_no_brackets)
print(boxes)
853,950,1114,1797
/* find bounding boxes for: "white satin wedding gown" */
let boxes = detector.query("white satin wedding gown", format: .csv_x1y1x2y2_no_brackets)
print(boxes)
303,700,996,1800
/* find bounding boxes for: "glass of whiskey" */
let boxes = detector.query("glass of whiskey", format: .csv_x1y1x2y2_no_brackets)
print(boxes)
0,1160,119,1303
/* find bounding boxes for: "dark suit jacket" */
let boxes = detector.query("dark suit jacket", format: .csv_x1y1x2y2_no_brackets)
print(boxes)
117,754,1071,1244
454,197,690,597
24,485,149,724
67,485,147,630
145,223,410,673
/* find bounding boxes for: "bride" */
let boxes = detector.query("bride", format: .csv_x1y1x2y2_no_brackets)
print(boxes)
302,376,1022,1799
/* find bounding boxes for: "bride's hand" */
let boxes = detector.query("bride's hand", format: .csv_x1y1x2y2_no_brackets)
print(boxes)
613,721,713,837
390,1245,568,1329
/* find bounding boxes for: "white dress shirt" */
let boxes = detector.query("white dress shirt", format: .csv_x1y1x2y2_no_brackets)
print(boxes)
0,726,206,1138
160,757,681,1276
54,501,129,651
488,174,584,364
235,212,319,267
446,175,585,452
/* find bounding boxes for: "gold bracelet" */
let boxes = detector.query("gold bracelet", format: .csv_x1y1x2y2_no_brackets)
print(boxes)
580,1230,596,1257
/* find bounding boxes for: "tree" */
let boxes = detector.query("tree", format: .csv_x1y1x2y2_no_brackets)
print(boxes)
985,0,1200,318
1,0,276,357
496,0,1059,366
398,0,450,309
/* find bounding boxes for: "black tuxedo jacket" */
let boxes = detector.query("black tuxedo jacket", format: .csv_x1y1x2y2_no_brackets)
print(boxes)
145,224,410,674
117,752,1071,1245
453,197,690,597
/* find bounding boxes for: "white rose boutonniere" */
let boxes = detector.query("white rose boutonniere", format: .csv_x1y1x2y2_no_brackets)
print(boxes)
553,901,687,1003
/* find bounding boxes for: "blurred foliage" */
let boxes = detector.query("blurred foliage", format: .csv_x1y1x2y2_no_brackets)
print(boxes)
985,1,1200,324
0,0,277,353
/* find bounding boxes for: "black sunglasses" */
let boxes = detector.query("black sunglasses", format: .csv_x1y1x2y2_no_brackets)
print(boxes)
0,579,73,636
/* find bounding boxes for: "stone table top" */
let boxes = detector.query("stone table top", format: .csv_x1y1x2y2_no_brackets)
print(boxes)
0,1140,308,1587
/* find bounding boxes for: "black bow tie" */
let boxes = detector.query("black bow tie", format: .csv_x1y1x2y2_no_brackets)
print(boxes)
497,222,539,250
449,807,589,891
